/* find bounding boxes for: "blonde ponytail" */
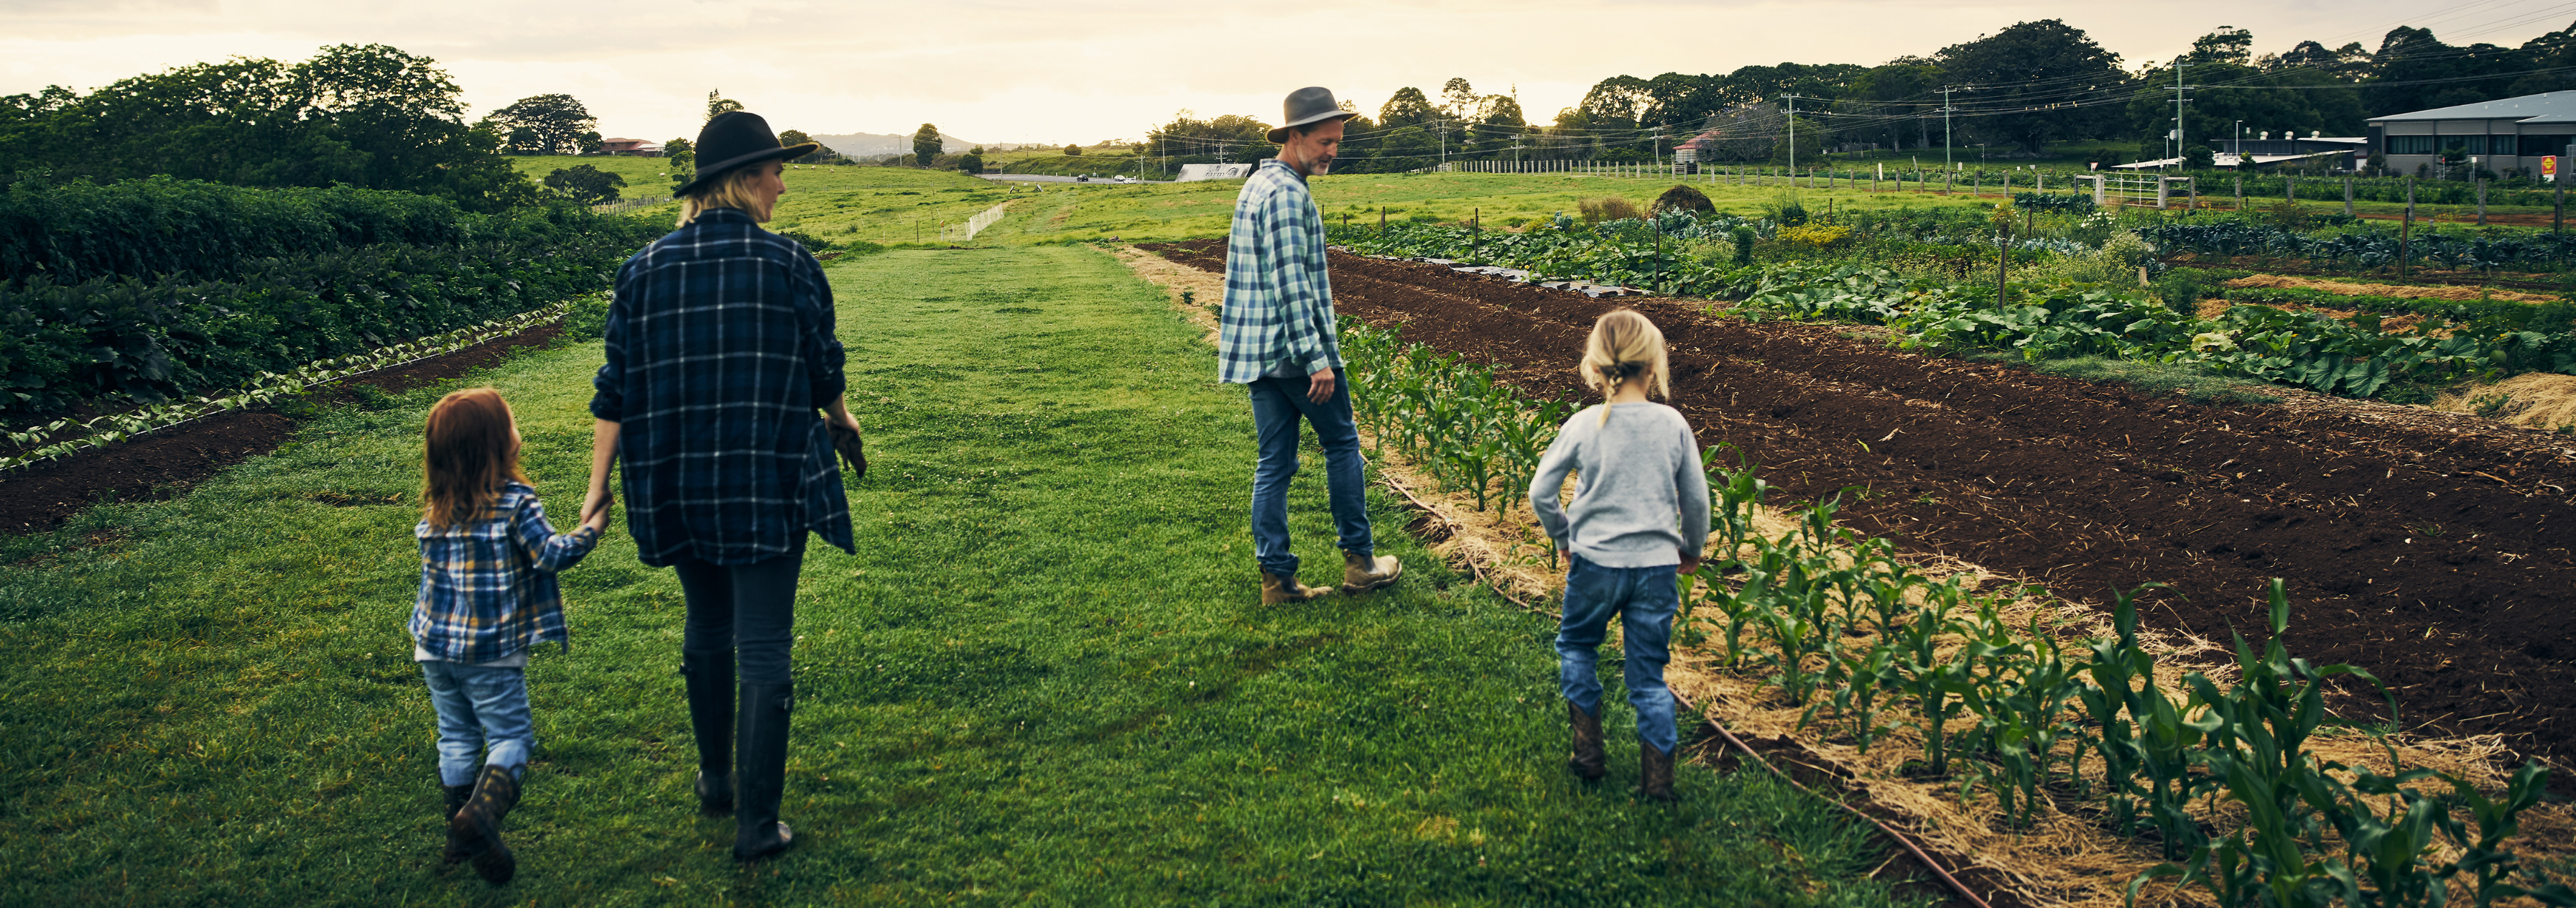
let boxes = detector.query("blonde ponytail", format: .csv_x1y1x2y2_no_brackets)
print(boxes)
1580,309,1671,425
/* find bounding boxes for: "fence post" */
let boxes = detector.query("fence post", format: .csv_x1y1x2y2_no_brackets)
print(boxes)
2287,175,2296,205
2234,173,2243,210
2401,177,2414,277
2476,177,2488,226
2345,177,2355,217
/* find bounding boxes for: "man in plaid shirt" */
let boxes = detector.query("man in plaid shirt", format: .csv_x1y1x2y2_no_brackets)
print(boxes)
1220,86,1401,604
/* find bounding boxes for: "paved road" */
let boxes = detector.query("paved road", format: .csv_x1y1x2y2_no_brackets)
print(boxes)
978,174,1171,185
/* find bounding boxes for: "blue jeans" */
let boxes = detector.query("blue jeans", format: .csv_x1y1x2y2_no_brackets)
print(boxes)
1247,374,1371,578
1556,555,1680,756
422,661,534,787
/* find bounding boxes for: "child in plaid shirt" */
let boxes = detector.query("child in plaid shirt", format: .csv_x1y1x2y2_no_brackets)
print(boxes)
412,387,609,885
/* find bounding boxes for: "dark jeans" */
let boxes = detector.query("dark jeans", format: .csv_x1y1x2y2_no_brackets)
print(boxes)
672,539,806,685
1556,555,1680,755
1247,373,1371,578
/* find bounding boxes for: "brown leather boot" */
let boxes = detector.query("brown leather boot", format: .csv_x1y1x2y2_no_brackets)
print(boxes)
449,764,520,884
440,783,475,863
1261,570,1321,605
1639,741,1677,803
1340,550,1401,594
1567,701,1606,781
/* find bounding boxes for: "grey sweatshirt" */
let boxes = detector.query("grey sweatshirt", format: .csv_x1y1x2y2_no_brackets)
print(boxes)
1528,402,1711,568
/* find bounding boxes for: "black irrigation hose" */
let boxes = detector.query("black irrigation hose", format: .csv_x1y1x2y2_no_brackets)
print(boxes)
1376,475,1996,908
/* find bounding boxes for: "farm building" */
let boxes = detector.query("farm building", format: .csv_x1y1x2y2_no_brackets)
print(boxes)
597,137,664,157
2367,91,2576,175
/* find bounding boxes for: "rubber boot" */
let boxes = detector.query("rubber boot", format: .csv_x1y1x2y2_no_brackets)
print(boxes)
1639,740,1677,804
682,649,736,816
733,683,796,861
1261,570,1321,605
440,783,475,863
1567,701,1606,781
448,764,521,884
1341,550,1402,594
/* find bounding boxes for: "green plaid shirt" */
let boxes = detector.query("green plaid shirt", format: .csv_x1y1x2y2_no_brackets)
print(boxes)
1217,161,1342,384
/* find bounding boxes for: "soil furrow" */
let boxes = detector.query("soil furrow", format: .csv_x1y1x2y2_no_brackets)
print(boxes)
1147,239,2576,769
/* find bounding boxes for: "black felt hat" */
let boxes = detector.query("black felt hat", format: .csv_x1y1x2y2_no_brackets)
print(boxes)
675,111,820,196
1266,87,1358,143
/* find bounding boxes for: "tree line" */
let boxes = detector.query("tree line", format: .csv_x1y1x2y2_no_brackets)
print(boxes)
1137,17,2576,170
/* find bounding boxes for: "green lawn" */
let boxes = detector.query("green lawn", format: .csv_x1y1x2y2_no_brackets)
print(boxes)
0,245,1929,904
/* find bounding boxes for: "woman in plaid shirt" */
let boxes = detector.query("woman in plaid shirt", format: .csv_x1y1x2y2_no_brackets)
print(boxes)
583,111,859,863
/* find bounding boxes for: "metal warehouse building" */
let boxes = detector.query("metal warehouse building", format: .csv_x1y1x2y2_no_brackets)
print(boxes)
2369,91,2576,175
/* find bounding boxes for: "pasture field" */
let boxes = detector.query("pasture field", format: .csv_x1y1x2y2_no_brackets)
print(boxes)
0,245,1927,905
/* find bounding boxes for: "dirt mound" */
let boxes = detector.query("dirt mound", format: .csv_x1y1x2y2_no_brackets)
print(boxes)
2226,273,2560,303
1145,238,2576,774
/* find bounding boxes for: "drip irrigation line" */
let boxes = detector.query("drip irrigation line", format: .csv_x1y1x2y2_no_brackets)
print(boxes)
1677,689,2000,908
1373,473,1996,908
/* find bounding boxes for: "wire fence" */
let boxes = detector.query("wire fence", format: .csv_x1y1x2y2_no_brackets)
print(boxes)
942,202,1010,242
589,194,672,215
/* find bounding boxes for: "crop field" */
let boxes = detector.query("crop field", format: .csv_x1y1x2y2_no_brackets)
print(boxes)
12,162,2576,906
0,245,1944,904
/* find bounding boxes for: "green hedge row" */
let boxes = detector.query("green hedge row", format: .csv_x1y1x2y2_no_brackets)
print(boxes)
1,177,664,419
0,175,495,285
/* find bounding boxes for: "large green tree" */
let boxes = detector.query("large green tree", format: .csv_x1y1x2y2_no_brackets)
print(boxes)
1935,19,2127,152
488,93,595,155
0,44,536,211
912,123,942,164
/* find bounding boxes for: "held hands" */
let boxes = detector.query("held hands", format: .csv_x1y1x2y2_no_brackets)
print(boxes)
580,481,614,532
1306,368,1337,404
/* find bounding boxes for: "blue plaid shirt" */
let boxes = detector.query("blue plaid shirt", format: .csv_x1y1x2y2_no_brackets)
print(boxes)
590,207,854,567
1218,160,1343,384
411,482,600,663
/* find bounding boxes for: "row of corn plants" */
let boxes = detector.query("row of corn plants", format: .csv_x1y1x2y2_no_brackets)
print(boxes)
1,295,589,472
1342,314,2575,906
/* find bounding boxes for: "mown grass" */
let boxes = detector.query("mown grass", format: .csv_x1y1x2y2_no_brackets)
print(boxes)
0,244,1931,905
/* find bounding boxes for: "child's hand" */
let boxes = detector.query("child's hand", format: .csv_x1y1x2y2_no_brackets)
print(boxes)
1679,547,1702,575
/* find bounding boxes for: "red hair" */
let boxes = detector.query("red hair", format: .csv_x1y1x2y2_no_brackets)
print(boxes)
422,387,529,529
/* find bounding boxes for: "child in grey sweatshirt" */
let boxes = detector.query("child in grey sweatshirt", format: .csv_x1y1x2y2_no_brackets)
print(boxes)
1527,309,1709,802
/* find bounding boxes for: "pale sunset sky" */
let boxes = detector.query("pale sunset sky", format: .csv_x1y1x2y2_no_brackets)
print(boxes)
5,0,2574,145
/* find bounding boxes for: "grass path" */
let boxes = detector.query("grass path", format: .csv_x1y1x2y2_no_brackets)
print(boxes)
0,245,1928,906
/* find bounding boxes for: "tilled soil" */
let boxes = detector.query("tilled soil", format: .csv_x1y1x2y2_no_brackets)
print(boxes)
0,324,564,536
1148,238,2576,770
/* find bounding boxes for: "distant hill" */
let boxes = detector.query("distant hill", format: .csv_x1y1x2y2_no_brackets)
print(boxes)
810,133,1049,157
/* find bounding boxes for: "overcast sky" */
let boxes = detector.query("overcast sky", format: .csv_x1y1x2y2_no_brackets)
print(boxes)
6,0,2574,147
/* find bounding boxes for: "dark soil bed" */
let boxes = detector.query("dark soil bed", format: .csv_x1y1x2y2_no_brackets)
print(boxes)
0,323,565,536
1147,238,2576,772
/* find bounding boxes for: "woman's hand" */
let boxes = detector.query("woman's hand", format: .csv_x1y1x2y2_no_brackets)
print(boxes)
583,419,622,524
580,492,614,533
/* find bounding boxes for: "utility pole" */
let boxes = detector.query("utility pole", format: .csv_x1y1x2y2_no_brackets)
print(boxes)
2172,59,2187,170
1942,85,1957,170
1782,93,1800,173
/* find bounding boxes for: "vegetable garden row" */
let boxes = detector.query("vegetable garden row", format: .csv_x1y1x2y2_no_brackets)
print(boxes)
1329,217,2576,406
0,174,662,424
1339,313,2576,908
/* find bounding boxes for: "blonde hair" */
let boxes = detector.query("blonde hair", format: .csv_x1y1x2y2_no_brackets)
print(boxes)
677,163,776,226
422,388,529,529
1580,309,1671,425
